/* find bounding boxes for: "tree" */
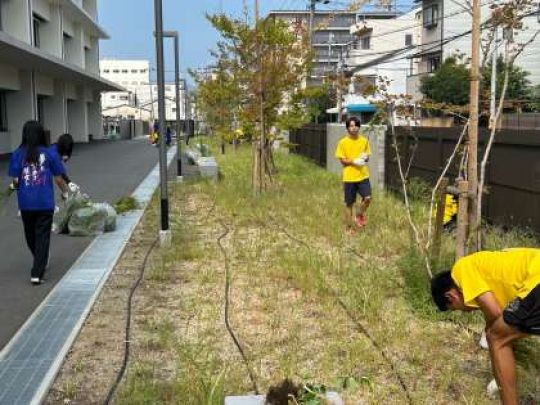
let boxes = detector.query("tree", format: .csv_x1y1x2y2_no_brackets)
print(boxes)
193,12,311,192
420,56,470,106
481,55,531,106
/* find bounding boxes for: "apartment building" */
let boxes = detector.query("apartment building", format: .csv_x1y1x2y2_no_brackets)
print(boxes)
346,8,419,96
0,0,121,153
268,9,399,85
407,0,540,99
100,59,187,122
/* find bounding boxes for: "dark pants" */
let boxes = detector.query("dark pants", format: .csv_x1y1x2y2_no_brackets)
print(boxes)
20,210,53,279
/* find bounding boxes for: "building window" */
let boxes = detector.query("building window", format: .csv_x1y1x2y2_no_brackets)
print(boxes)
140,69,147,73
405,34,413,46
360,36,371,50
119,95,128,100
111,95,116,99
427,56,441,72
0,91,7,132
33,14,44,48
121,69,128,73
104,69,110,73
423,5,439,28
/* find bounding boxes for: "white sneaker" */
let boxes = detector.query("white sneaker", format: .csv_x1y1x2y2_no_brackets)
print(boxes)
30,277,42,285
479,330,489,349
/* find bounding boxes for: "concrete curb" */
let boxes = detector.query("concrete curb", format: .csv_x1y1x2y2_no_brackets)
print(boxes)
0,148,176,405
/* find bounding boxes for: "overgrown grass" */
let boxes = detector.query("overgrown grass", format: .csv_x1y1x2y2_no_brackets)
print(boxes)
115,139,540,404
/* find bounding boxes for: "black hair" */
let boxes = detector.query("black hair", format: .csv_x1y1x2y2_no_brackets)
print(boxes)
431,270,456,312
56,133,74,159
345,116,361,129
20,120,48,164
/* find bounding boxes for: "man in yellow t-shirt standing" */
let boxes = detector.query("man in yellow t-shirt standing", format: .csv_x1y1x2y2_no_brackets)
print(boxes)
335,117,372,233
431,248,540,405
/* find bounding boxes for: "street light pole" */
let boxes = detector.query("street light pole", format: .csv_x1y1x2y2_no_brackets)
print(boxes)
153,0,170,246
163,30,183,180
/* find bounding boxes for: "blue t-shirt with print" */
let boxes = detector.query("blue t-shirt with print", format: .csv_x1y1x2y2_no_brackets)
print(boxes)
8,146,65,211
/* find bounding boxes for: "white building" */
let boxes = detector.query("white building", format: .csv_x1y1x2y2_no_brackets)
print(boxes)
268,9,400,85
0,0,121,153
100,59,187,121
407,0,540,100
346,8,420,96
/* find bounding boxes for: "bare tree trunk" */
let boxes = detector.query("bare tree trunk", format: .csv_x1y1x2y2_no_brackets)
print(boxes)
389,106,432,278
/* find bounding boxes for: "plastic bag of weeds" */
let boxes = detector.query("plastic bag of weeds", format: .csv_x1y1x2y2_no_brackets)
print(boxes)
68,206,107,236
93,202,117,232
52,192,90,234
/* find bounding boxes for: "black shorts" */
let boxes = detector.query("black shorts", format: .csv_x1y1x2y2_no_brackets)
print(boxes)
503,284,540,335
343,180,371,206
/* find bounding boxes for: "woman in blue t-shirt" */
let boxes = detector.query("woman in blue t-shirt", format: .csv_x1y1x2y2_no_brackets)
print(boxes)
8,121,68,284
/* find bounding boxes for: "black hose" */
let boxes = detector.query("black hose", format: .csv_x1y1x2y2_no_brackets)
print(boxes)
104,237,159,405
273,223,413,405
216,219,260,394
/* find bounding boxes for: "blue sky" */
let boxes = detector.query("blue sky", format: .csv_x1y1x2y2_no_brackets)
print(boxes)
98,0,412,84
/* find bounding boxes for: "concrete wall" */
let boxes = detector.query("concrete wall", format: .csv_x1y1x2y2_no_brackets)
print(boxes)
87,97,103,139
4,71,33,153
35,1,62,58
2,0,31,43
67,89,87,142
0,64,21,91
326,123,386,190
43,80,66,141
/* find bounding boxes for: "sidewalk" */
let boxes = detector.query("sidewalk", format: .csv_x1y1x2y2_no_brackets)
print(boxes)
0,147,181,405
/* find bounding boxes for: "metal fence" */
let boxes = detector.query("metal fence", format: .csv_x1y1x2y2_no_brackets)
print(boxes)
385,126,540,234
289,124,327,167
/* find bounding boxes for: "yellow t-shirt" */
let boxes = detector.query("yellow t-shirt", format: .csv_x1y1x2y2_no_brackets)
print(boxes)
335,134,371,182
451,248,540,308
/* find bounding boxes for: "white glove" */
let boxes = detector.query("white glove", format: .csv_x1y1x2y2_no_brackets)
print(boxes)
353,153,369,167
353,156,367,167
68,182,80,193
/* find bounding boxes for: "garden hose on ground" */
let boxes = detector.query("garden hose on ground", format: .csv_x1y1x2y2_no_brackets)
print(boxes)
271,222,413,405
216,218,261,394
104,237,159,405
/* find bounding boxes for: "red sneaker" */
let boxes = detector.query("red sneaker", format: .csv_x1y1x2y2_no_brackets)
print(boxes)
355,214,367,227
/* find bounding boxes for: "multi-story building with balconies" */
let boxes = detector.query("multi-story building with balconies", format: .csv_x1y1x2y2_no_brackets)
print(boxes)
0,0,121,153
268,9,399,86
406,0,540,100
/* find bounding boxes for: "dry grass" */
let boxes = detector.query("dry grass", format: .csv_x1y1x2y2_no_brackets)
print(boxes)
45,142,540,404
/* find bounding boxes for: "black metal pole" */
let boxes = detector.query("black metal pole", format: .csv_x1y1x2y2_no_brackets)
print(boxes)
174,34,182,178
153,0,169,234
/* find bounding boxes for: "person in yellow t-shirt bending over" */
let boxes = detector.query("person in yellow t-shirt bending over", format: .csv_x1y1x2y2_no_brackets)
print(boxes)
335,117,372,233
431,248,540,405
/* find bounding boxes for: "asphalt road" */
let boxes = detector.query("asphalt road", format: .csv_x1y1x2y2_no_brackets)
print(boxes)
0,138,160,350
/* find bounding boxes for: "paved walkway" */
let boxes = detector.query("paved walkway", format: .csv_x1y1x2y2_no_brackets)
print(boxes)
0,144,187,404
0,139,158,349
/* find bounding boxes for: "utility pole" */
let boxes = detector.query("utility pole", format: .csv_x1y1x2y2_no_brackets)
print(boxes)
467,0,481,250
337,47,344,123
153,0,171,246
